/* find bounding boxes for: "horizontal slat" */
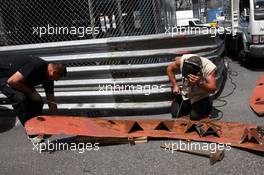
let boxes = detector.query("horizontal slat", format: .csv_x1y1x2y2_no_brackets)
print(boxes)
1,101,171,110
41,45,219,62
0,87,172,99
0,33,211,53
67,63,169,72
54,75,182,86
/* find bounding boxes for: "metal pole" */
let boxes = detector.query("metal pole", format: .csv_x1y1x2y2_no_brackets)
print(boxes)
175,0,177,26
0,6,7,46
88,0,95,39
152,0,159,34
117,0,124,35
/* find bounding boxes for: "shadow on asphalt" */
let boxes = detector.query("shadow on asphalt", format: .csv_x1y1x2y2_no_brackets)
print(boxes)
232,57,264,72
0,106,16,133
0,117,16,133
237,147,264,157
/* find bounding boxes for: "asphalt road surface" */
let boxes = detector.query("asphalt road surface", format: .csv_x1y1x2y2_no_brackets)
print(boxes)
0,58,264,175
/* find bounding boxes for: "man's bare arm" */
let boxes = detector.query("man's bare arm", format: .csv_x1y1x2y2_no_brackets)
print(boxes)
167,58,181,94
7,71,33,95
199,70,217,93
167,58,181,86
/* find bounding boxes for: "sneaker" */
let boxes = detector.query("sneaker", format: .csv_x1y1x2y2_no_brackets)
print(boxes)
209,108,223,120
28,135,45,144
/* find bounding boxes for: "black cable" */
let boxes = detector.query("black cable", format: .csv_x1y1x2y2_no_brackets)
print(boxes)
213,57,238,109
214,98,228,108
212,33,238,115
219,58,238,99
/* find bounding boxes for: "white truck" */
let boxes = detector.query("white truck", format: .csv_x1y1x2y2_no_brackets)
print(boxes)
176,10,211,28
225,0,264,60
177,18,211,27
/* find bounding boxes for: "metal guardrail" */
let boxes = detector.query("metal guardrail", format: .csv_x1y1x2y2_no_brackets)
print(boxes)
0,33,226,117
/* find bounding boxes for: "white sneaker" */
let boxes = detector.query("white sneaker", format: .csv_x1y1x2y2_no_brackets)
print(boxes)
28,135,45,144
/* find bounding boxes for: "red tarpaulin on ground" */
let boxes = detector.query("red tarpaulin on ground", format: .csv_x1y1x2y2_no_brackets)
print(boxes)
25,116,264,153
250,75,264,116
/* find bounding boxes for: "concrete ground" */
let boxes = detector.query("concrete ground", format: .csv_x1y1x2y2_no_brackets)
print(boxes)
0,58,264,175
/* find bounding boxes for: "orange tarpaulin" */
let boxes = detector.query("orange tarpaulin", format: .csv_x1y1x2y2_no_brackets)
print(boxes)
25,116,264,153
250,75,264,116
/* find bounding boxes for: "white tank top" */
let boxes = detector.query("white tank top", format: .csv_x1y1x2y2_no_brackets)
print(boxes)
180,54,216,104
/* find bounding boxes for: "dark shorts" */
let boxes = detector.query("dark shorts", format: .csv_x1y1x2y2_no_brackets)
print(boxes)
171,95,212,120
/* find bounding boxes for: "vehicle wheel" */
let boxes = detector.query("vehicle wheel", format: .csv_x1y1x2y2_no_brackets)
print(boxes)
239,50,250,65
232,36,244,61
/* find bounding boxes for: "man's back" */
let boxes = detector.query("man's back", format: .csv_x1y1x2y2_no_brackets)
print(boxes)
0,55,50,88
0,55,45,77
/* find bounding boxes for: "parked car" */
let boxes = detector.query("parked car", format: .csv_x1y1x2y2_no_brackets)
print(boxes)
177,18,211,28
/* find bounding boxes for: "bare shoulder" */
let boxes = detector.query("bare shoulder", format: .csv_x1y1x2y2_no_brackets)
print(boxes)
174,57,182,66
208,69,216,77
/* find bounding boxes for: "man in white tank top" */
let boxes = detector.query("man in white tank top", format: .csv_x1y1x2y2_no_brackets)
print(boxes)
167,54,217,120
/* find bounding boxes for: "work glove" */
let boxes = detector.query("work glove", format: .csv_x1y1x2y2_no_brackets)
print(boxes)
29,91,42,102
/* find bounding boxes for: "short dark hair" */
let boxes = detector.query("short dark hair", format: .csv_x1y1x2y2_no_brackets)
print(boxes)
182,56,202,78
187,56,202,68
53,64,67,77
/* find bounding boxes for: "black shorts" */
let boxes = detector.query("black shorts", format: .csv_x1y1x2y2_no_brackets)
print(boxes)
171,95,212,120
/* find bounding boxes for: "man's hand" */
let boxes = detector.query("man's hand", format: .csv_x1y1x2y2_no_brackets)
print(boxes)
29,91,42,102
173,85,180,95
48,102,58,113
187,74,201,86
46,93,58,114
